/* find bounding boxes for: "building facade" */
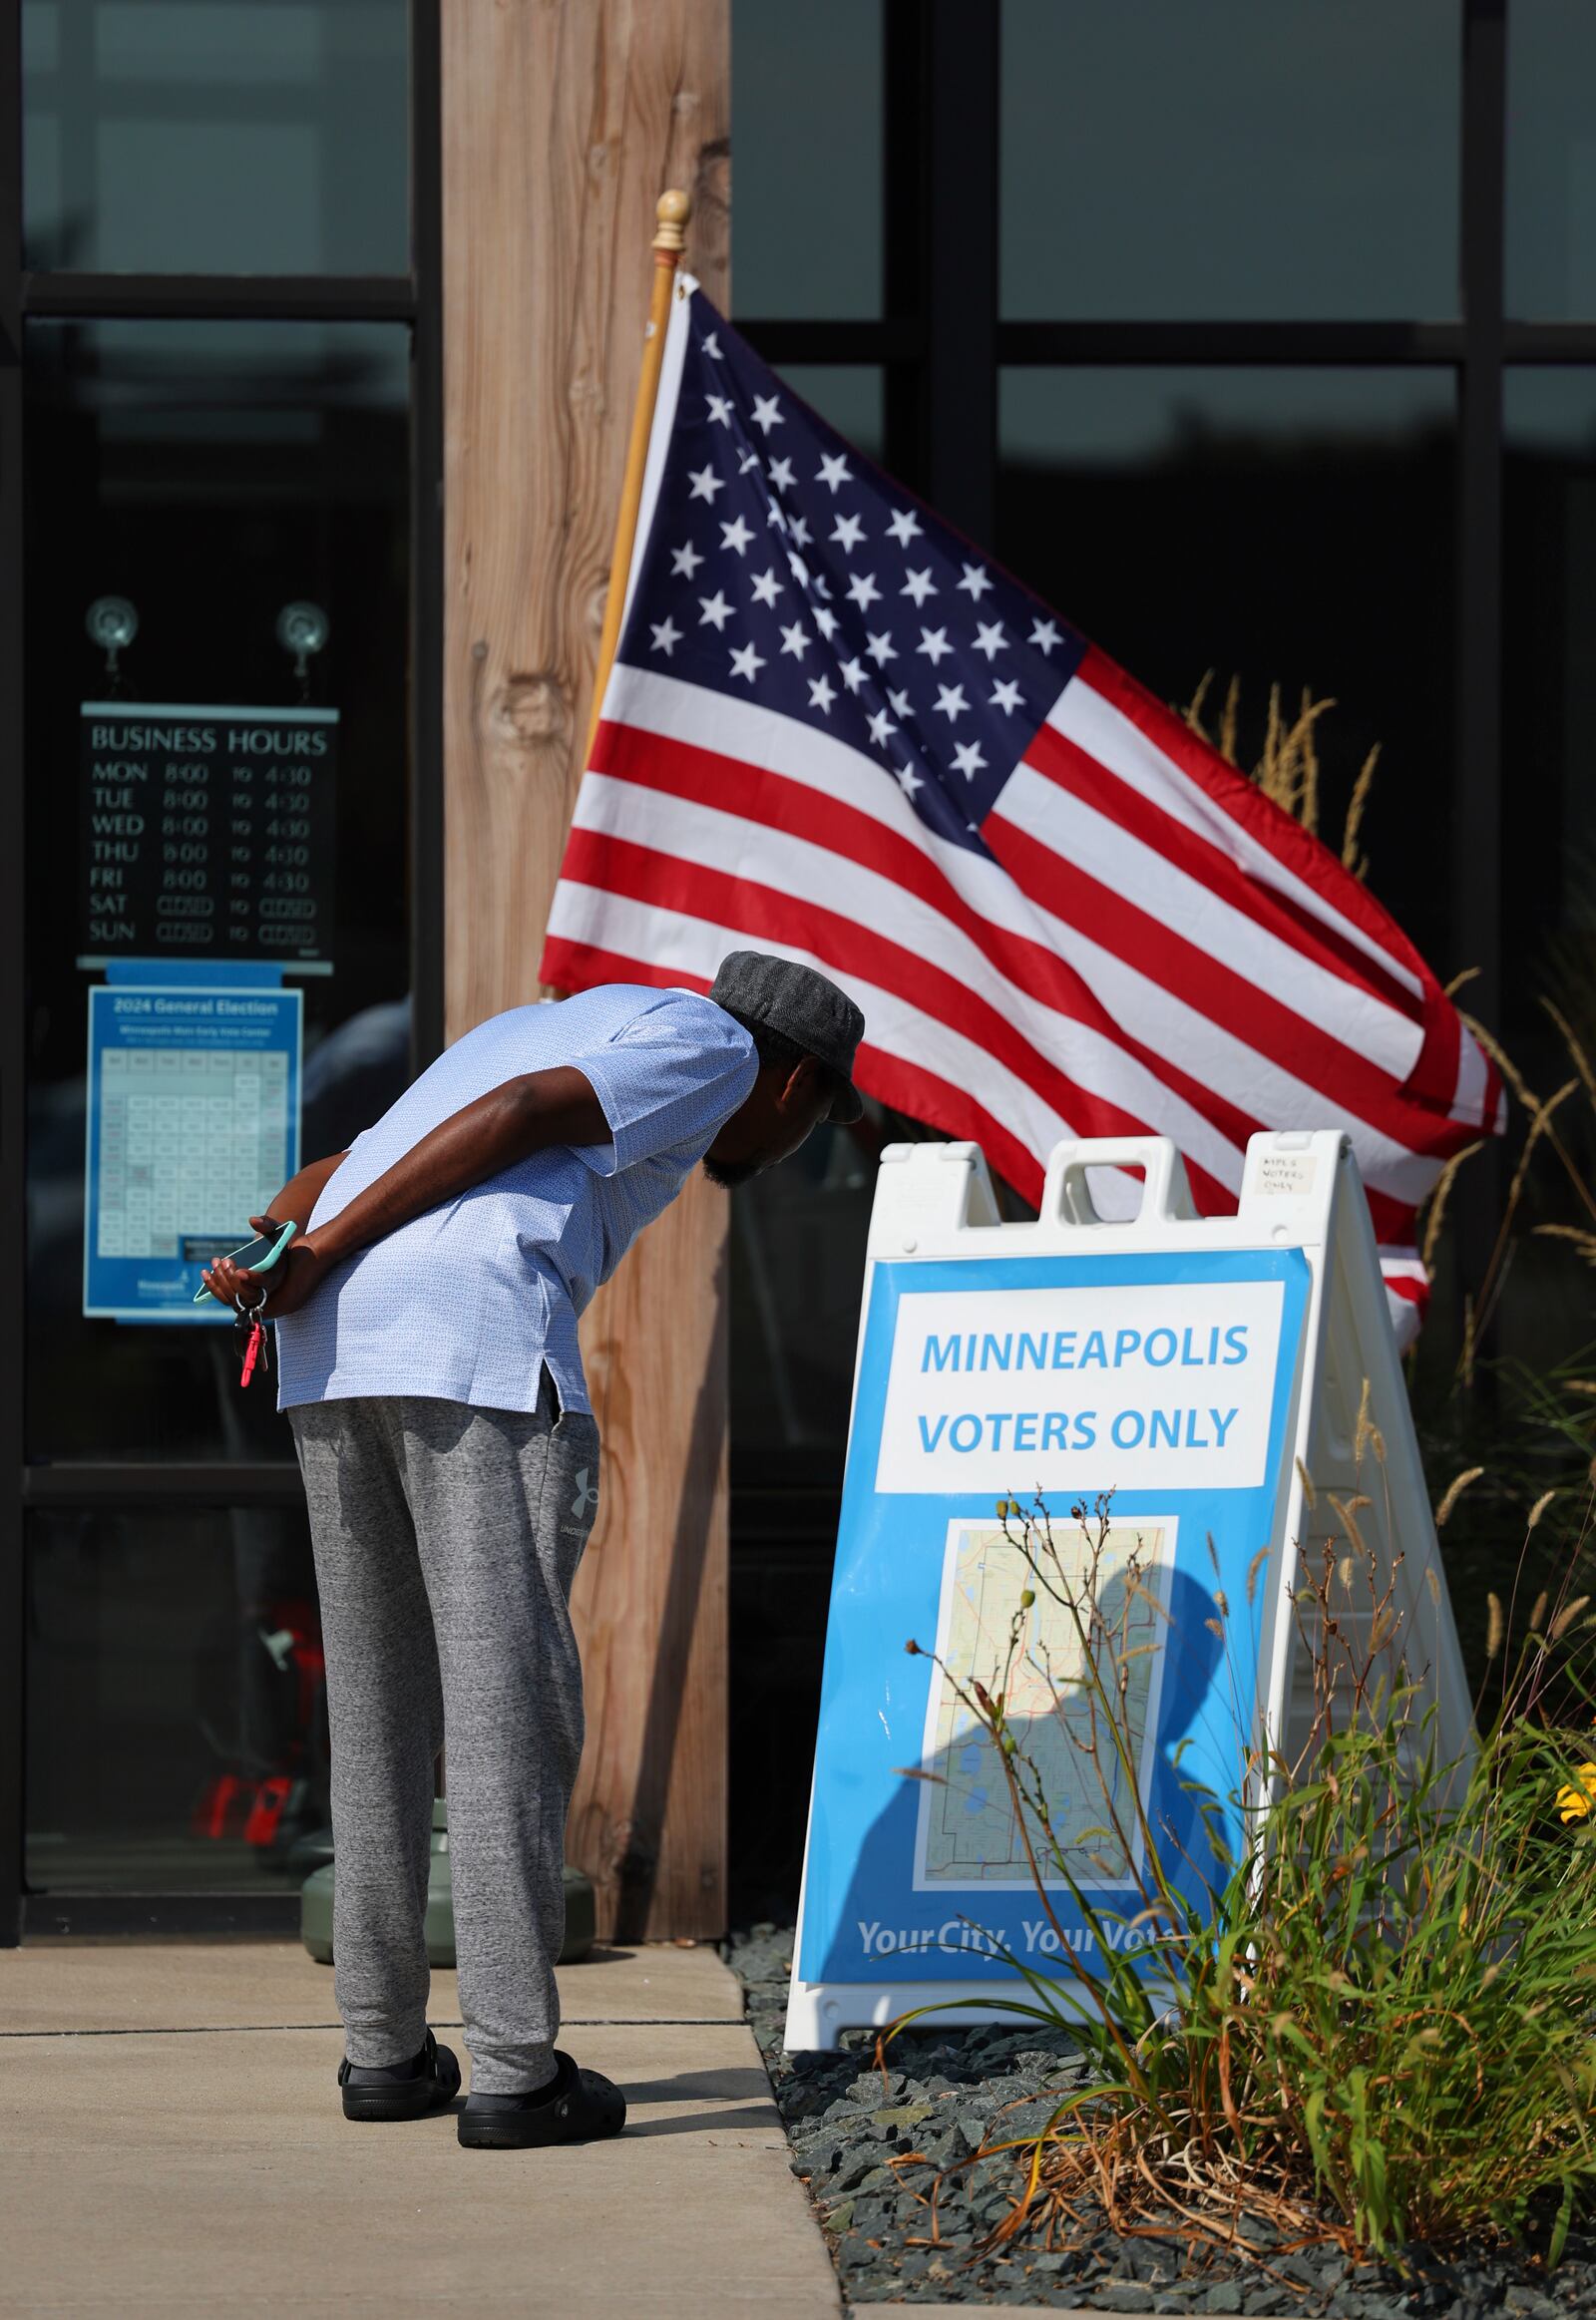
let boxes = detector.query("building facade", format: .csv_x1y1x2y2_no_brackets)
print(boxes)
3,0,1590,1940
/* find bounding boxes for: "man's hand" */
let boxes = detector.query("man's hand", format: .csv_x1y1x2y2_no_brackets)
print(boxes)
201,1230,327,1320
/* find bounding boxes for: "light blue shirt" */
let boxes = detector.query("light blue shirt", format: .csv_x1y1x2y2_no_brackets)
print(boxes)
275,984,757,1417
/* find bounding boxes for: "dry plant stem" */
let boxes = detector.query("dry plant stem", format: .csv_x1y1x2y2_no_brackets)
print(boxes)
1462,1010,1596,1233
1180,672,1373,873
1341,746,1379,880
1420,1140,1485,1275
1542,995,1596,1114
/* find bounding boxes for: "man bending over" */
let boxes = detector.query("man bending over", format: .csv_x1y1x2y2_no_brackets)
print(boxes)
202,953,865,2150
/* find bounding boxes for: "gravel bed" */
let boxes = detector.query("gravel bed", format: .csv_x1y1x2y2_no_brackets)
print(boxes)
724,1925,1596,2316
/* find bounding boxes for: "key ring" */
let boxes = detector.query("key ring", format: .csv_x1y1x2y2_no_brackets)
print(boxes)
234,1286,267,1321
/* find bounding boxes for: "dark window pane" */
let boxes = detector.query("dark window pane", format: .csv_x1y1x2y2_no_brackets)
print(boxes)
23,0,409,274
1505,0,1596,319
777,364,884,464
25,319,414,1460
1001,0,1459,320
1502,370,1596,1128
730,1121,874,1464
730,0,882,318
998,368,1456,970
27,1506,325,1896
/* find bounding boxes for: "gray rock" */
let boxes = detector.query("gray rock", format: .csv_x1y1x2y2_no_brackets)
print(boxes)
848,2069,907,2104
1098,2289,1157,2313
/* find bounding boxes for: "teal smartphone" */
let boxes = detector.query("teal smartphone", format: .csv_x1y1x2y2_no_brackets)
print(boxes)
194,1217,297,1304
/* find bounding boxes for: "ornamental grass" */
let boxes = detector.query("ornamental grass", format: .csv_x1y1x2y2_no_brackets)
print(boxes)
889,1479,1596,2268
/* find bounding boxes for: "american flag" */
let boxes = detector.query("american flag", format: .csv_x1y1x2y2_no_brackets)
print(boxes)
542,281,1501,1344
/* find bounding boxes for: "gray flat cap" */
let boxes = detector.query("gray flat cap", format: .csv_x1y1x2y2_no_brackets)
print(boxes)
709,950,866,1125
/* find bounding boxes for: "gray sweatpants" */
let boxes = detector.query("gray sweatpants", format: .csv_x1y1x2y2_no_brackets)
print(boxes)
289,1378,599,2093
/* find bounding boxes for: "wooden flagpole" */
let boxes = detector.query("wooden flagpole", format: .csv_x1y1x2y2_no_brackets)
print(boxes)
584,188,691,764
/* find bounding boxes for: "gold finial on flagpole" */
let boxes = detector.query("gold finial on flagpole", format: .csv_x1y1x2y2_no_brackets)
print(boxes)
584,190,692,763
652,187,690,255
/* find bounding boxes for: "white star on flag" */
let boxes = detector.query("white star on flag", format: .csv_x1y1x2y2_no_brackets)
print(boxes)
720,516,754,556
816,454,851,492
865,629,897,666
989,676,1022,712
957,562,993,598
866,707,896,746
830,513,866,553
698,590,731,630
670,542,703,578
687,464,723,503
751,395,784,435
934,683,969,722
917,626,952,664
901,568,938,606
705,393,732,426
750,567,783,606
808,674,837,714
779,621,811,659
952,739,987,778
973,621,1006,660
886,508,922,546
649,617,681,656
1030,617,1061,653
728,640,765,682
768,457,796,492
846,572,881,611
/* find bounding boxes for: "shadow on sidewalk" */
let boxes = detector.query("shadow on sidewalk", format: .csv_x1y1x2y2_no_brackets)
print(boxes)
614,2064,783,2138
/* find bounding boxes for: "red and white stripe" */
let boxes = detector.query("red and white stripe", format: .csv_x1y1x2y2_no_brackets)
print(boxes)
543,652,1499,1348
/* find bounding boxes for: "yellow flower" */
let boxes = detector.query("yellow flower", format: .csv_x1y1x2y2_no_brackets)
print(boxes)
1555,1762,1596,1823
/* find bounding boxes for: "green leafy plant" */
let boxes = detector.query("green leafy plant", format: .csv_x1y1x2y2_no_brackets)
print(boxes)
888,1475,1596,2266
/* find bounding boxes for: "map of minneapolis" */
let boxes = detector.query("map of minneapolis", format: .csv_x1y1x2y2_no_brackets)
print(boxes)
916,1518,1173,1888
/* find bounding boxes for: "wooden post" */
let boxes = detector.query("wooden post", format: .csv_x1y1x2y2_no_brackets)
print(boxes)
442,1,732,1940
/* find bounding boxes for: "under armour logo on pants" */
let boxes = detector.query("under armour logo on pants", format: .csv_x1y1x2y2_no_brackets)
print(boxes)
571,1467,599,1520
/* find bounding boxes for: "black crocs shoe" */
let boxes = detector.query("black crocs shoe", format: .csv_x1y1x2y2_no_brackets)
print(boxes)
338,2028,462,2123
457,2050,626,2149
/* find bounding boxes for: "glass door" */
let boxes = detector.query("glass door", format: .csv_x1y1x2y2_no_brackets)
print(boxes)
3,0,442,1930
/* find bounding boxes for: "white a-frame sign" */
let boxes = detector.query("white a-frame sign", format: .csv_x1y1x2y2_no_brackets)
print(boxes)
785,1129,1471,2052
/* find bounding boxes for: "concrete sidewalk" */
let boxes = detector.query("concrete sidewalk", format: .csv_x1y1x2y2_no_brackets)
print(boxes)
0,1936,843,2319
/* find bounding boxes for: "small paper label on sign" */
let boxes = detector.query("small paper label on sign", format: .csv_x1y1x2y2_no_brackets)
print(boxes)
1255,1151,1319,1199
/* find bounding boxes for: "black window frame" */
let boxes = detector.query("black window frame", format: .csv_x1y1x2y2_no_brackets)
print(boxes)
0,0,445,1941
737,1,1580,1040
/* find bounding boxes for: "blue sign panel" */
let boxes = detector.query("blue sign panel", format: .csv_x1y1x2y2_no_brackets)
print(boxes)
84,968,302,1322
796,1246,1311,1987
